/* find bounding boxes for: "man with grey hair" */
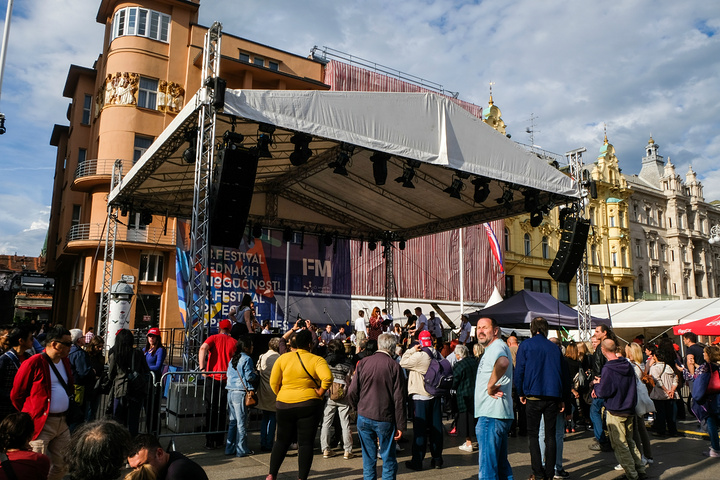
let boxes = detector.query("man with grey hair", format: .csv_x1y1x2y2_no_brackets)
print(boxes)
348,333,407,479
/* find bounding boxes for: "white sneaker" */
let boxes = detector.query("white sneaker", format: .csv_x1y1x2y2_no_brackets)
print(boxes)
640,456,648,466
323,449,335,458
645,457,654,464
704,448,720,458
614,464,623,471
458,443,474,453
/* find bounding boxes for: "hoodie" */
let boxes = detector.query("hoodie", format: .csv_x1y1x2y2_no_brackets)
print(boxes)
594,358,637,416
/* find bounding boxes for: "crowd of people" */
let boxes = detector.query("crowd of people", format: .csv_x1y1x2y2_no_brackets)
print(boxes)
1,306,719,480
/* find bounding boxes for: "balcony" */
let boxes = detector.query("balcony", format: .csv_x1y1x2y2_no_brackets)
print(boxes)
72,159,133,191
65,223,176,250
694,263,704,273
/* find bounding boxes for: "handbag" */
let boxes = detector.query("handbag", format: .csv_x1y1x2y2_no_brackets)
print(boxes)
235,363,258,408
708,364,720,396
43,354,84,425
641,372,655,394
635,375,655,416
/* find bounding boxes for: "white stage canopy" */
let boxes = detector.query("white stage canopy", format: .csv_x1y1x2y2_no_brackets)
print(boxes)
589,298,720,330
108,89,578,241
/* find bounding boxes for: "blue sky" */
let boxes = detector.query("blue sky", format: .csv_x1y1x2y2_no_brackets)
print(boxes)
1,0,719,257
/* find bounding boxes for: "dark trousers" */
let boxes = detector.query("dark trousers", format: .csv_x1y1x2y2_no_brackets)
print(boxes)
146,383,162,434
114,396,142,437
204,377,228,446
410,397,444,466
512,388,527,435
457,398,476,441
270,401,323,480
652,399,678,435
526,398,560,480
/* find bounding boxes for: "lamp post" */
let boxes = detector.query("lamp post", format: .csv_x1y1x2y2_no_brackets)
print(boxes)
709,224,720,245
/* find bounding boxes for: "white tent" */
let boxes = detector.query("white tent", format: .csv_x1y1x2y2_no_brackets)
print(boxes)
109,89,578,241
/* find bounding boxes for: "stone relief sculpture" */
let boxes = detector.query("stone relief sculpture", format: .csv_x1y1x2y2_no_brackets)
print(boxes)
98,73,183,113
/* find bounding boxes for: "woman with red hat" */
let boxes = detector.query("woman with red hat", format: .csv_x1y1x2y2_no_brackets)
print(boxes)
144,327,166,433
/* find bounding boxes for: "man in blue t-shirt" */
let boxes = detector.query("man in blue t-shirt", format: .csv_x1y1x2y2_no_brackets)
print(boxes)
474,317,514,480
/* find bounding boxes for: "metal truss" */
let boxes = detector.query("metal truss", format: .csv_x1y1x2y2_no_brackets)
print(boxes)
98,159,123,341
384,240,395,317
566,147,592,342
185,22,222,370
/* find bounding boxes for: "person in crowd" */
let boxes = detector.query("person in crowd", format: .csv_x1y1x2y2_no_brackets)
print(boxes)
623,342,654,467
128,434,208,480
124,464,156,480
348,333,406,480
0,325,34,422
198,319,236,449
225,336,257,457
63,419,133,480
514,317,567,480
381,309,393,332
414,307,428,339
83,327,94,345
683,332,706,367
231,295,253,337
257,337,280,452
261,320,272,335
355,310,368,345
0,327,10,355
67,329,94,432
564,342,582,433
266,329,332,480
320,339,354,459
428,311,442,340
594,338,648,480
334,326,347,342
84,335,106,421
0,412,50,480
320,324,335,346
368,307,384,342
589,325,615,452
474,316,514,479
649,343,681,437
689,345,720,457
10,325,74,480
577,341,593,427
143,328,166,434
400,330,444,471
108,329,150,437
458,314,472,345
452,344,478,453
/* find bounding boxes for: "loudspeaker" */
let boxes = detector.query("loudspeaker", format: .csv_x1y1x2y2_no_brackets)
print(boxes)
548,217,590,283
210,147,259,248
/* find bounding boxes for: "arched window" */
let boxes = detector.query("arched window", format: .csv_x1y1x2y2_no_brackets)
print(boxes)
503,228,510,252
524,233,531,256
541,236,549,259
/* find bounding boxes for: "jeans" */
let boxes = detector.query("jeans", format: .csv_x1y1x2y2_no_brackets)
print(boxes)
539,409,566,473
652,399,678,435
320,400,353,453
590,397,609,444
410,397,443,466
226,390,251,456
706,412,719,451
476,416,514,480
269,401,323,480
357,415,397,480
526,398,559,480
260,410,277,450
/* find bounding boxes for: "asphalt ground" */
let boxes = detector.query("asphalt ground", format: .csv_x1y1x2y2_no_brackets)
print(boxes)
134,416,719,480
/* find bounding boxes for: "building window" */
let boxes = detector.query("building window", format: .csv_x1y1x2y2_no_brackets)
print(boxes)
134,135,154,164
621,247,627,268
638,274,644,292
78,148,87,165
635,240,642,259
239,52,250,63
681,247,687,263
253,56,265,67
558,282,570,303
671,249,675,262
541,236,549,259
81,94,92,125
621,287,629,302
524,233,531,256
111,7,170,43
668,217,673,228
590,284,600,304
524,277,551,294
649,241,656,260
619,211,625,228
610,286,617,303
591,245,597,265
137,77,158,109
609,216,616,227
71,257,85,286
269,61,279,71
661,244,667,262
139,253,164,282
505,275,514,297
503,228,510,252
633,204,638,221
589,207,596,225
71,205,81,227
658,210,663,228
612,252,618,267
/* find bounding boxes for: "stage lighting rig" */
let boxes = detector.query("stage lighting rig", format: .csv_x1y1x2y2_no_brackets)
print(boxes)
290,133,313,166
370,152,390,185
255,123,275,158
443,175,466,199
182,128,198,164
395,159,421,188
471,177,491,204
328,143,354,176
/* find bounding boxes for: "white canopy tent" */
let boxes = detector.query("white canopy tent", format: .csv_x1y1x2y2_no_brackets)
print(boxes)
108,89,579,240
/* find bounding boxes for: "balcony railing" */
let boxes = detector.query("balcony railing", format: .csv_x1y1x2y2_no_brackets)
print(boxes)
66,223,176,247
634,291,680,301
74,158,133,180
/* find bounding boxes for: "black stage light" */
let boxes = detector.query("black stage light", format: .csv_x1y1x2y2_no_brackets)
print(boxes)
395,160,421,188
328,143,355,176
283,227,293,243
182,128,198,164
368,240,377,251
223,130,245,149
370,152,390,185
252,223,263,239
530,210,544,228
496,188,513,205
140,211,153,226
471,177,490,203
323,232,333,246
290,133,313,166
256,134,273,158
443,177,465,199
398,239,406,250
523,189,540,212
205,77,227,110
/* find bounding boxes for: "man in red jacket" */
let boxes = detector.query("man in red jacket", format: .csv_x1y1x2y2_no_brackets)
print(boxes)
10,325,74,480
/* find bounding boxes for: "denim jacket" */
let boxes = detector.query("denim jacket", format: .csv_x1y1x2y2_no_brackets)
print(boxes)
226,353,257,392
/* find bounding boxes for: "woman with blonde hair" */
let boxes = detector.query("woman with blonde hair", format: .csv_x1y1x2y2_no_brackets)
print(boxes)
625,343,654,465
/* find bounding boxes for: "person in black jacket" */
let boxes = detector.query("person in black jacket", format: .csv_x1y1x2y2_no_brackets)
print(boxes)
589,324,615,452
107,329,150,437
67,329,95,432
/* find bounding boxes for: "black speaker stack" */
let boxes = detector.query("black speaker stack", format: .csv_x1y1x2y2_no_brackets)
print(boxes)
547,217,590,283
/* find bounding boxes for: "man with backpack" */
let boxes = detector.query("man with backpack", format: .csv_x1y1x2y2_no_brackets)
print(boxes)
400,330,452,471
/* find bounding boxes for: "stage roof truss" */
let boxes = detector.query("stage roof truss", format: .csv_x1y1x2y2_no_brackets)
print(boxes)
109,89,579,242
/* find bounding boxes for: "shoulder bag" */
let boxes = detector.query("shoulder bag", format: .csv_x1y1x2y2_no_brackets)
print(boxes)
707,363,720,396
296,352,321,389
235,359,258,407
43,354,84,425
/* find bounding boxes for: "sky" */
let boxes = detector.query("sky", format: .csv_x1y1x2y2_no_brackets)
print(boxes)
0,0,719,257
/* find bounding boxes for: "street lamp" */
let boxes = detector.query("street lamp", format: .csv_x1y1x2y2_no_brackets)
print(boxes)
709,225,720,245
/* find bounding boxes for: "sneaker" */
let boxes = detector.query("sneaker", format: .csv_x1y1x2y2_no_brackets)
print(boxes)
588,441,603,451
703,448,720,458
554,470,570,479
640,456,648,466
323,449,335,458
645,457,654,464
458,443,474,453
614,464,624,471
289,443,298,450
344,451,354,460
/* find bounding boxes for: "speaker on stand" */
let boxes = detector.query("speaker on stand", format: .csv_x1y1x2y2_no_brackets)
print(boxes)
547,217,590,283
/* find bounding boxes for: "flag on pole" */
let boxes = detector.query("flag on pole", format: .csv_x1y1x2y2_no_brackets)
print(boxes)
483,223,504,273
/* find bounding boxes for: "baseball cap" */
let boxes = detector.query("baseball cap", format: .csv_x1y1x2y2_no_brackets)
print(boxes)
147,327,161,337
419,330,433,347
219,319,232,331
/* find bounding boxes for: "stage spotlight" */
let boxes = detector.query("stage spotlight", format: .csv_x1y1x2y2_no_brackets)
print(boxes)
370,152,390,185
255,123,275,158
223,130,245,149
530,209,544,228
182,128,198,164
323,232,333,246
398,239,406,250
328,143,354,176
443,176,465,199
395,159,421,188
205,76,227,110
290,133,313,166
471,177,491,204
283,227,293,243
368,240,377,251
496,188,514,205
120,205,128,217
523,189,540,212
252,223,263,238
140,211,153,226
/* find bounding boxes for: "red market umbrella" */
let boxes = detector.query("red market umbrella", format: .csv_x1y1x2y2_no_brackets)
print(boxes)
673,315,720,336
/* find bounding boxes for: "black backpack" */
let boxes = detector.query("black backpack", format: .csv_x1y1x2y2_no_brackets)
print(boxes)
421,347,453,396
